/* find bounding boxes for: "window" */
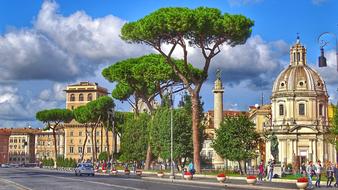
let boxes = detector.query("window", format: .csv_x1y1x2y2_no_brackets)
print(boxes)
70,139,73,144
71,106,74,110
279,104,284,116
79,94,84,101
88,93,92,101
319,104,323,116
96,131,99,136
70,94,75,101
70,147,74,153
70,131,73,136
87,147,91,153
79,131,82,136
299,103,305,116
78,147,83,154
79,139,82,144
297,52,300,62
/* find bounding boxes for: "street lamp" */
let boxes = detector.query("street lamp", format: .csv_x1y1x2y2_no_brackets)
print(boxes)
317,32,338,71
169,87,175,180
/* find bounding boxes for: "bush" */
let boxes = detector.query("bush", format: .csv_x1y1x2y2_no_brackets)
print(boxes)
98,151,109,161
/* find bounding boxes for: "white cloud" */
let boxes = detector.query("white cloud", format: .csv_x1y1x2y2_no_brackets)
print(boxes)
312,0,327,5
0,0,151,82
227,0,263,6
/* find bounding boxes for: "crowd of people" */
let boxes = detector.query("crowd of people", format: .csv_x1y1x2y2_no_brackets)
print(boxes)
257,159,338,188
301,160,338,188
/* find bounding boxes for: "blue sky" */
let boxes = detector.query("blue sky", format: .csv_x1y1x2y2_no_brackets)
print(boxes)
0,0,337,128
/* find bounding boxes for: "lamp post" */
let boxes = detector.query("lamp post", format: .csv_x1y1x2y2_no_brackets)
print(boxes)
317,31,338,163
317,32,338,71
169,87,175,180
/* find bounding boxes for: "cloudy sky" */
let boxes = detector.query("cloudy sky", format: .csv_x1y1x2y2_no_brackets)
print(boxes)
0,0,337,128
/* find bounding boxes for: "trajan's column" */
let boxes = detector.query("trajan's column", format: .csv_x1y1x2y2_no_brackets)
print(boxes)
213,69,224,168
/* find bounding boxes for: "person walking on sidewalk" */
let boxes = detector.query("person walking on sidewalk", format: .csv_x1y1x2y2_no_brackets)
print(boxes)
334,163,338,187
326,162,334,187
258,161,265,184
306,161,315,189
188,161,195,178
267,159,274,182
315,160,322,188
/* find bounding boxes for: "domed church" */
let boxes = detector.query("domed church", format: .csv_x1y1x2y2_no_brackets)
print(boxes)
268,36,336,165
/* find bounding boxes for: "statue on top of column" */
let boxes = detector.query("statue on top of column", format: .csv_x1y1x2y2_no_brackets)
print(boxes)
216,68,221,80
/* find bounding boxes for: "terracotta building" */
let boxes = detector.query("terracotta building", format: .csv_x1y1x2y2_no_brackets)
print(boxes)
0,129,11,164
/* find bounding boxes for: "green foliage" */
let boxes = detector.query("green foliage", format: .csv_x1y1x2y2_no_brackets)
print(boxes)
119,114,150,162
102,54,201,108
98,151,109,161
36,108,73,129
114,111,134,135
55,156,77,168
121,7,253,49
73,106,91,124
150,107,193,160
329,104,338,151
42,158,54,167
86,96,115,122
212,115,261,162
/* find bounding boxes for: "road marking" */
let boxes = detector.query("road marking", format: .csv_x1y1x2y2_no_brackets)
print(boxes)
0,178,33,190
41,174,145,190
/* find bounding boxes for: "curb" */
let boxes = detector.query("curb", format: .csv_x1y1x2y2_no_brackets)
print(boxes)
141,176,293,190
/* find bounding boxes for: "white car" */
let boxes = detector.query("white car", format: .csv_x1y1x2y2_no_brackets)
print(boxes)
75,163,95,176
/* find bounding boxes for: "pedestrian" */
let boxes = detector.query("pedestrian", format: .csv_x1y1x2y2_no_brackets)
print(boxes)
334,163,338,187
132,161,136,174
267,159,274,182
258,161,264,184
326,162,334,187
301,162,306,176
188,161,195,178
306,161,315,189
315,160,322,188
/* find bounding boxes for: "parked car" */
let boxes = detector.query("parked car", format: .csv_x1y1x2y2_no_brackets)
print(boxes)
75,163,94,176
1,164,10,168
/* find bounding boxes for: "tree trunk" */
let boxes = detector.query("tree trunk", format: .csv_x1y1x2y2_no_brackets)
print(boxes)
91,126,95,163
144,145,152,170
52,127,58,168
238,161,243,175
100,123,103,153
94,126,98,160
80,125,88,162
244,160,247,175
191,92,201,173
105,123,110,160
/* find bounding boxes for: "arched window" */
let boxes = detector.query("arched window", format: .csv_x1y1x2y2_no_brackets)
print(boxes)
297,52,300,62
79,94,84,101
70,94,75,101
279,104,284,116
87,93,92,101
299,103,305,116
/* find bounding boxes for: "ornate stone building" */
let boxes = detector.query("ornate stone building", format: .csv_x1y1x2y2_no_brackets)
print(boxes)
267,37,336,165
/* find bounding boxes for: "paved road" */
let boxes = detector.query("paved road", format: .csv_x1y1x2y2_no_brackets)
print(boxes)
0,168,246,190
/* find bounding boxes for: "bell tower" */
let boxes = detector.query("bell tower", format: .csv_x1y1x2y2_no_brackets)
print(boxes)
290,35,307,66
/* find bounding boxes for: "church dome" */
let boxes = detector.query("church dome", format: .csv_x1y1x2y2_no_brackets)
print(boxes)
272,37,327,95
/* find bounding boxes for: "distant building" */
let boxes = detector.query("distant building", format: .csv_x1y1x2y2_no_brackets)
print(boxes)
63,82,118,162
64,81,108,110
0,129,11,164
8,128,40,164
35,129,65,161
